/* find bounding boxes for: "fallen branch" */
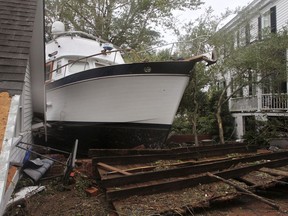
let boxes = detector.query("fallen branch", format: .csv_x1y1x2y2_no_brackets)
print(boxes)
206,172,282,211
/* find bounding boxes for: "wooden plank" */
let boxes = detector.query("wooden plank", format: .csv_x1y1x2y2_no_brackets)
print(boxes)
97,162,132,176
260,167,288,177
106,157,288,201
92,146,256,165
89,143,250,157
89,148,171,157
107,165,156,175
100,151,288,188
106,159,197,175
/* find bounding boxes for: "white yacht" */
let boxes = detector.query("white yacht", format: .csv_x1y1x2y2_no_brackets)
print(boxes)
44,21,216,151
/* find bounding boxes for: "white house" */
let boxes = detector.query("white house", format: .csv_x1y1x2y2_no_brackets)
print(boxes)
219,0,288,139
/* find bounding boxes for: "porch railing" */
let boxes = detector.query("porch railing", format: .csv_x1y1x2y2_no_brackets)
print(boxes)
261,93,288,111
230,93,288,112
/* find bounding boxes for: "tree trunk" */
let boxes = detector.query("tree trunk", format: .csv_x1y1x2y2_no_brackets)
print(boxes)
216,105,225,144
192,114,199,146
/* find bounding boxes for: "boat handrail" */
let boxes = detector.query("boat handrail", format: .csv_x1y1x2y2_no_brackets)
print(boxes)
52,31,120,49
46,49,121,78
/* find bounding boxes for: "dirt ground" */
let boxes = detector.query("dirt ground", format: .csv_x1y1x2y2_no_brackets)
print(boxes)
5,173,288,216
0,92,11,150
5,173,110,216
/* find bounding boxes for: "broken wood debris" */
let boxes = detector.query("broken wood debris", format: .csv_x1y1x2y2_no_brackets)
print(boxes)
207,172,282,211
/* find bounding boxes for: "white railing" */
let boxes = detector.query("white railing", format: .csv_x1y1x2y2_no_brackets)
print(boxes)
46,49,121,82
261,93,288,111
230,93,288,112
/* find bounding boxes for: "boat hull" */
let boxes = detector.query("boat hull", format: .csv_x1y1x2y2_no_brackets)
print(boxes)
37,122,171,155
44,61,193,151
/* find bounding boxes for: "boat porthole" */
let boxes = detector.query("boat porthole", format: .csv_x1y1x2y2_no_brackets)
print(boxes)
144,67,152,73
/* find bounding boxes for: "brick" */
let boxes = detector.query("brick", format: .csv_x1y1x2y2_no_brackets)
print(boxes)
85,187,99,197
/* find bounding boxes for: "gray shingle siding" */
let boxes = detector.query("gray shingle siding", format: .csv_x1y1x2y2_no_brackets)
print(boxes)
0,0,37,96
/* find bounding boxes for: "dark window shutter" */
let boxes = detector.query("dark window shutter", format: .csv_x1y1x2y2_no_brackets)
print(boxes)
270,6,277,33
236,30,240,47
258,16,262,40
245,24,250,45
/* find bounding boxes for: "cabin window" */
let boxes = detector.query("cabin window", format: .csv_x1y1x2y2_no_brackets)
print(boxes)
56,61,62,74
95,62,105,68
68,61,89,73
45,62,53,80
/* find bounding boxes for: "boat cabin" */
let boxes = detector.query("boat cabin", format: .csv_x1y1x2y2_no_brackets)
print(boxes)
45,22,125,82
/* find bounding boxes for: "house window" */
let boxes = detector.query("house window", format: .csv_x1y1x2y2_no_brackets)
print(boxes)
239,27,246,47
258,6,277,39
248,70,256,96
235,31,240,48
262,10,271,30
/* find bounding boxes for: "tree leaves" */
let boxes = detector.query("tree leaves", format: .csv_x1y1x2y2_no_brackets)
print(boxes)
45,0,203,49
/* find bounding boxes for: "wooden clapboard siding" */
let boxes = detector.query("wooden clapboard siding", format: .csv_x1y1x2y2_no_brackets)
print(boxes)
276,0,288,31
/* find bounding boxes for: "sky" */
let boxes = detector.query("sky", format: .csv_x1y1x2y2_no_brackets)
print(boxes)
164,0,252,42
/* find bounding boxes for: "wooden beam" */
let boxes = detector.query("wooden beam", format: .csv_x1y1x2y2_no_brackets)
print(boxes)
97,162,132,176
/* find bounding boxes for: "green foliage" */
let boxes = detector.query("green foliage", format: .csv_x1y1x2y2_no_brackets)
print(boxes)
197,113,217,135
171,8,234,139
243,116,288,146
172,89,235,139
123,48,173,63
171,113,192,134
45,0,204,49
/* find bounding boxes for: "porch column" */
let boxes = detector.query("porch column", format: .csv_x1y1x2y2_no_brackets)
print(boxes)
257,74,262,112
